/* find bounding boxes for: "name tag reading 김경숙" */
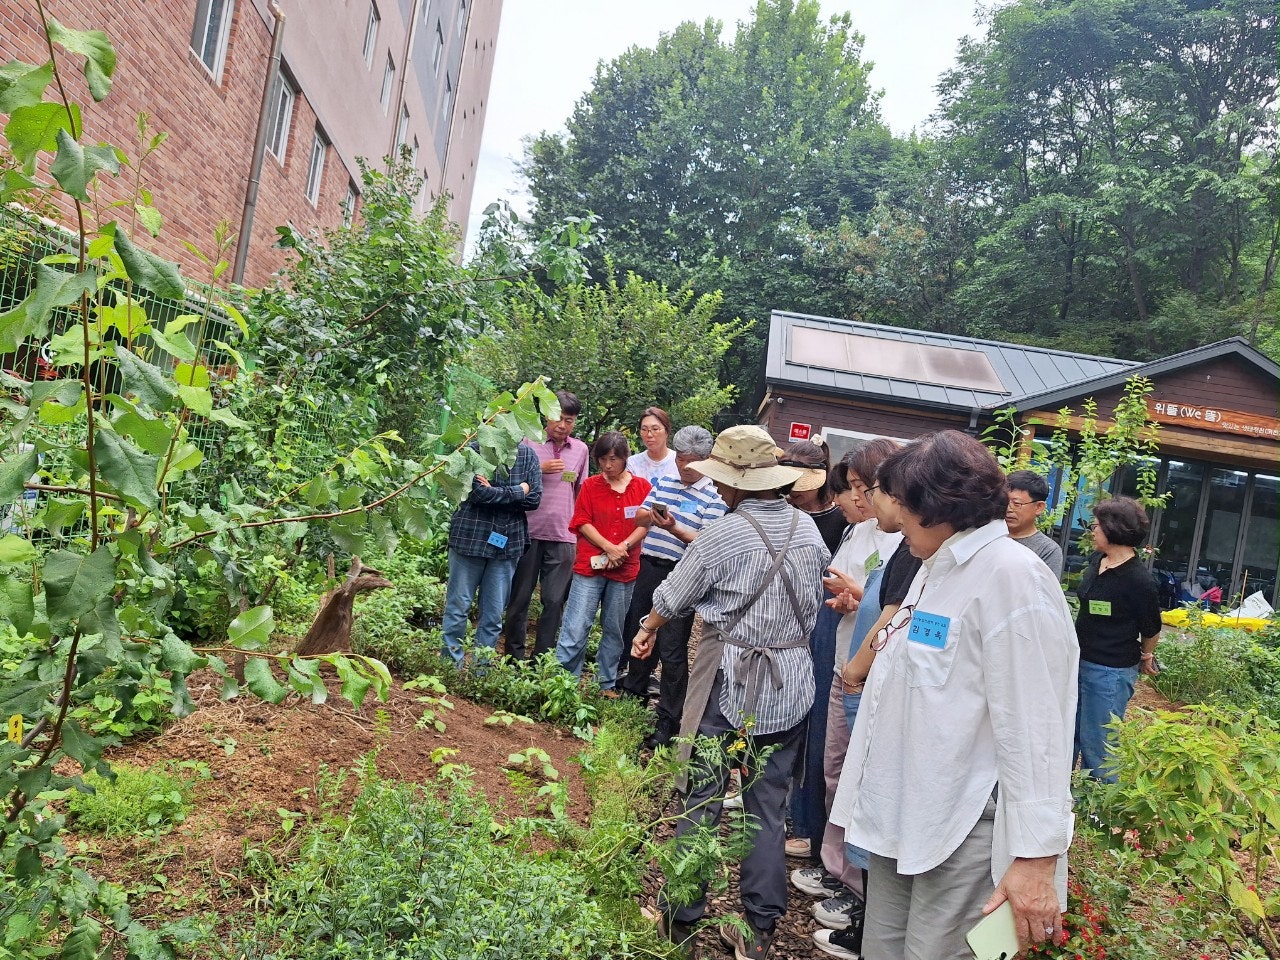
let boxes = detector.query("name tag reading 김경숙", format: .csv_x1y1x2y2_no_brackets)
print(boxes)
907,611,950,649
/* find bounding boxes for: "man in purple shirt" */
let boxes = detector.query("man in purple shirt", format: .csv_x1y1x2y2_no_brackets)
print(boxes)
503,390,591,660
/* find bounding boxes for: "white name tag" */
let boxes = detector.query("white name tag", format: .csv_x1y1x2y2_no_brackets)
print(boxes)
624,505,639,519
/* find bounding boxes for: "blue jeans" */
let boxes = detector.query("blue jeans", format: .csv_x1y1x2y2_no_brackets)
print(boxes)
555,573,634,689
441,549,519,664
1075,659,1138,783
790,602,839,844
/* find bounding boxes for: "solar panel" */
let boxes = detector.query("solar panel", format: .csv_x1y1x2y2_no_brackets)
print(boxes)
788,327,1008,394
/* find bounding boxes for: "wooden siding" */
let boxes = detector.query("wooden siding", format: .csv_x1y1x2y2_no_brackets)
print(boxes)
1080,356,1277,419
761,389,967,449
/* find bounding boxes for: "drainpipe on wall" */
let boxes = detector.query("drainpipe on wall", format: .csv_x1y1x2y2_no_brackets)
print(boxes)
232,2,287,286
388,0,424,166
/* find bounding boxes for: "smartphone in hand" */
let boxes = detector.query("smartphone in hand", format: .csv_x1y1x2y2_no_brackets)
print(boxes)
651,503,669,521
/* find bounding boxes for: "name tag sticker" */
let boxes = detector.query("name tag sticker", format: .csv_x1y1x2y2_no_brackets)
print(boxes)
624,505,639,519
486,531,508,549
866,549,881,571
908,611,951,649
1088,599,1112,616
561,470,577,483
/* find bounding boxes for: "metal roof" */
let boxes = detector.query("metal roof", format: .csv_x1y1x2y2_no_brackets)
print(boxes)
765,312,1140,412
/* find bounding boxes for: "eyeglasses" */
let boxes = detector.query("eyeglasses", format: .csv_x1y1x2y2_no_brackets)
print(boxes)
1087,520,1099,531
1007,498,1041,508
639,425,666,434
866,484,880,495
871,603,916,652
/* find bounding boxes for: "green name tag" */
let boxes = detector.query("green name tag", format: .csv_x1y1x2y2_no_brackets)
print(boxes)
866,550,881,571
561,471,577,483
1088,600,1112,616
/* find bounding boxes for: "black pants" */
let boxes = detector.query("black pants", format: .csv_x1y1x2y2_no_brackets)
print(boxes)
502,539,575,660
619,555,692,737
660,671,806,929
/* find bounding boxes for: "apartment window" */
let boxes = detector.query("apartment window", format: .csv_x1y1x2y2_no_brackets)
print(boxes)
395,105,410,149
343,181,359,227
362,3,380,67
266,70,297,161
442,73,453,122
422,0,433,24
380,54,396,112
191,0,236,80
432,22,444,76
305,129,327,205
409,136,419,168
457,0,467,37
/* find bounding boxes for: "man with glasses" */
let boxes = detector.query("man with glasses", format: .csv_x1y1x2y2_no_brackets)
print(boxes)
1005,470,1064,580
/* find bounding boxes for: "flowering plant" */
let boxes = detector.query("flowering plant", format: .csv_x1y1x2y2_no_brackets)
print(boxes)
1026,881,1109,960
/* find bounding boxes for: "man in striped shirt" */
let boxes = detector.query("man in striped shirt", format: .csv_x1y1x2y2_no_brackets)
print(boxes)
633,425,829,960
618,426,726,746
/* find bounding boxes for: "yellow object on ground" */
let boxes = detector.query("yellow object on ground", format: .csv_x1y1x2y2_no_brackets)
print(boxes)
1160,608,1272,632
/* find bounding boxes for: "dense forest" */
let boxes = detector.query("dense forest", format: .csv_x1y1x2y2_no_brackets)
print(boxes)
520,0,1278,407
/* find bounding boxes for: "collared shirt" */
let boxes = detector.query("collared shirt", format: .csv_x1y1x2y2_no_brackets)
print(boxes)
524,436,590,543
569,473,652,582
641,474,727,562
1075,552,1162,667
830,519,1078,907
447,443,543,559
652,498,830,734
831,519,903,665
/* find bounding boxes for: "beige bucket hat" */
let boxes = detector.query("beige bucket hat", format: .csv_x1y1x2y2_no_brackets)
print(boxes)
690,425,805,491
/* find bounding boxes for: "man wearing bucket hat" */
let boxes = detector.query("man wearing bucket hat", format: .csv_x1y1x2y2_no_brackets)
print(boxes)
631,424,830,959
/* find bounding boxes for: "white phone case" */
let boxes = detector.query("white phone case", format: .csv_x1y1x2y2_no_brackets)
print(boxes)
966,901,1020,960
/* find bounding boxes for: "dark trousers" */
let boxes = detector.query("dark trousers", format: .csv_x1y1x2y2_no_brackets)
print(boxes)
619,555,692,737
661,671,806,930
789,601,839,847
502,539,575,660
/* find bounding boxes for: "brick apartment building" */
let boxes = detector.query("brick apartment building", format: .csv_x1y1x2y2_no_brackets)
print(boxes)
0,0,501,286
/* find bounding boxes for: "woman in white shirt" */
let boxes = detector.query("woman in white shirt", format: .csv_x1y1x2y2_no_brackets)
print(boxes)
626,406,678,483
830,430,1077,960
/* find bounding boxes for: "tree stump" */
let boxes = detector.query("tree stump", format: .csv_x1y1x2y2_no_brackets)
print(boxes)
295,557,393,657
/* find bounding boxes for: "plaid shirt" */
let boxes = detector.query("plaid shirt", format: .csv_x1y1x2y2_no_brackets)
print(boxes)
447,443,542,559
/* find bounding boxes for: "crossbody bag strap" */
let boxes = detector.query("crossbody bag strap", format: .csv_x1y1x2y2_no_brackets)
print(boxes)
737,509,806,625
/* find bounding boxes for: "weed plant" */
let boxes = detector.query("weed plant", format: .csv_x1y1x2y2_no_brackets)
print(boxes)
349,550,446,674
1153,610,1280,719
66,762,201,836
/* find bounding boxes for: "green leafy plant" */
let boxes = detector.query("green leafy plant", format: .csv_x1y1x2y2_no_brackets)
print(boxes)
65,761,196,835
1081,705,1280,955
404,674,453,732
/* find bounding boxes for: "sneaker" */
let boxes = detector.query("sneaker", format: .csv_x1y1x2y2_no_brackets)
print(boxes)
790,866,844,898
719,916,775,960
813,891,865,930
722,789,743,810
812,925,863,959
784,837,811,858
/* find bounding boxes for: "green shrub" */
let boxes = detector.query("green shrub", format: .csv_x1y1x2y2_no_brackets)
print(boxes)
1154,613,1280,719
66,763,199,836
350,551,446,674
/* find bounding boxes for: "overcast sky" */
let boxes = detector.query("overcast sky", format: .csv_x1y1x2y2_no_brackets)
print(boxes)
464,0,987,247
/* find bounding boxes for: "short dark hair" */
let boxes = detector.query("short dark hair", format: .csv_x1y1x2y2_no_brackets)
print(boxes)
878,431,1007,530
1006,469,1049,503
592,431,630,462
830,438,899,495
1092,496,1150,547
639,406,672,434
555,390,581,417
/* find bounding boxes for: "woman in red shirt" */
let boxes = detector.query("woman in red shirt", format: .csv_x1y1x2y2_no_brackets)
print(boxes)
554,432,651,692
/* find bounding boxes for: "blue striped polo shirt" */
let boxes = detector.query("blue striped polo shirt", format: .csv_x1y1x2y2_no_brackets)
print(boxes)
642,475,727,562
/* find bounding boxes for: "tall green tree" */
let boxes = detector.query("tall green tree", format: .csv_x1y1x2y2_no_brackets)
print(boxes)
523,0,894,405
934,0,1277,358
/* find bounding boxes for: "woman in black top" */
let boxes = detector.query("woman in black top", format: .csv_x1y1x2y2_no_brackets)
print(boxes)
1074,496,1163,782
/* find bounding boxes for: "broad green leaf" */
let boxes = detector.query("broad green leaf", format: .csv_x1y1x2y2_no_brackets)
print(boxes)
208,406,251,429
37,497,85,539
0,447,38,502
14,845,42,882
303,473,331,507
115,345,176,411
211,338,246,369
47,17,116,101
0,534,37,564
111,224,185,299
94,428,161,510
174,362,210,388
396,498,430,539
221,301,249,336
4,101,81,170
0,264,96,352
0,578,36,634
337,484,364,510
228,605,274,650
243,656,289,704
334,656,373,711
114,411,174,455
78,595,120,649
159,633,201,674
287,657,327,704
59,913,103,960
46,325,108,367
328,512,366,554
0,678,56,717
167,442,204,473
371,512,398,556
50,128,120,202
37,391,86,425
94,296,147,337
149,327,197,363
0,167,43,203
44,546,115,631
135,203,162,236
0,60,54,112
176,383,212,416
165,314,200,334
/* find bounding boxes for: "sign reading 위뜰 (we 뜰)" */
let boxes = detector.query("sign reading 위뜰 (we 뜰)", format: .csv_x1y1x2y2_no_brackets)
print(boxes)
789,422,812,442
1147,400,1280,441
